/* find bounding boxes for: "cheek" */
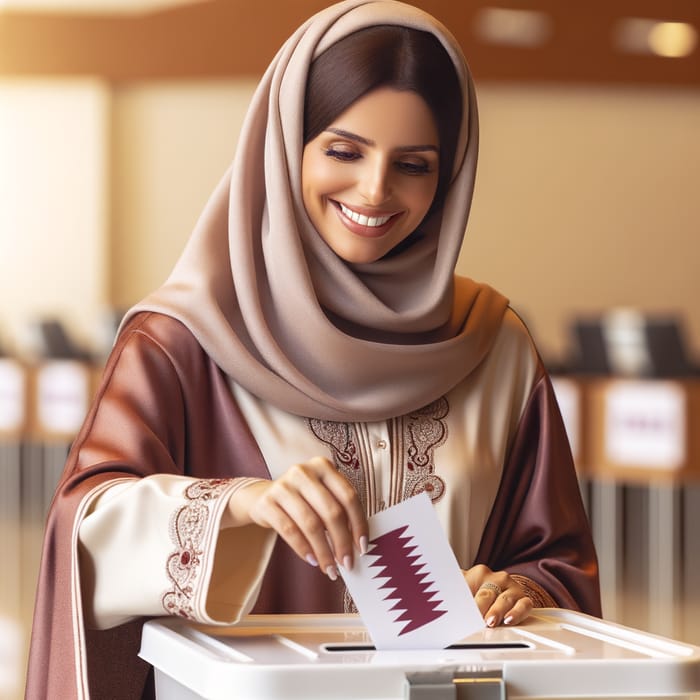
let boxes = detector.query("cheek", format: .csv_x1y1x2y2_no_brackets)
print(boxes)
301,161,341,234
405,179,439,219
302,153,346,199
301,158,323,220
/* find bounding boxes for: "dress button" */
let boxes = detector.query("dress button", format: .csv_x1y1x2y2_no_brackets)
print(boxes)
377,439,387,449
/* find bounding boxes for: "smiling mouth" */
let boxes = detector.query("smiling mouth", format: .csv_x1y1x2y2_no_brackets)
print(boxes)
338,202,397,228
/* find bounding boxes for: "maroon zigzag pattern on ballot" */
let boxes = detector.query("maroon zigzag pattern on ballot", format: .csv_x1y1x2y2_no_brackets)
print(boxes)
367,525,447,635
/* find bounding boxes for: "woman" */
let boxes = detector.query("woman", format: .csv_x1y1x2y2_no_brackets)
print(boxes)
26,1,600,698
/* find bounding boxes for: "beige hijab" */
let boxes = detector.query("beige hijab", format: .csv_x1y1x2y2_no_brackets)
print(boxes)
122,0,508,422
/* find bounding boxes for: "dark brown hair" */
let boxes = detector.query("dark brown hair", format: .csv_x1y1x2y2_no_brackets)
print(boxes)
304,25,463,212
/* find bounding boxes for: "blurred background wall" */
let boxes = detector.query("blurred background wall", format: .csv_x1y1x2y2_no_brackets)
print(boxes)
465,83,700,362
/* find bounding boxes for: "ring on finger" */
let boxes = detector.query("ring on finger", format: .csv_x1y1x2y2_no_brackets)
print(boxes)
479,581,503,596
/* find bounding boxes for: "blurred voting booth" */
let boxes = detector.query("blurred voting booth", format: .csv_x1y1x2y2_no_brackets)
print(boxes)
568,309,697,379
0,322,101,697
140,610,700,700
551,311,700,641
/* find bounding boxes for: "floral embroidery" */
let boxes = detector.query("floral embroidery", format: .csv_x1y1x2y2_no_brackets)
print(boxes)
402,397,448,503
307,418,367,511
162,479,231,618
307,419,360,470
343,588,358,614
307,396,449,509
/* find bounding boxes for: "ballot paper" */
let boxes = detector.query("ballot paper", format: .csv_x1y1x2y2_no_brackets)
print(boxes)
338,492,484,649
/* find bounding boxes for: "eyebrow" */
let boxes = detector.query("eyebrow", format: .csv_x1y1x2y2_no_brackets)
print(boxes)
325,127,438,153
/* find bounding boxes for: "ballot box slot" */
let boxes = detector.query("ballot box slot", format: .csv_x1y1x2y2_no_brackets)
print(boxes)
322,642,530,652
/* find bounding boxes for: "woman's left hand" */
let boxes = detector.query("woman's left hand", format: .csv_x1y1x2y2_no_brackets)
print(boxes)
462,564,533,627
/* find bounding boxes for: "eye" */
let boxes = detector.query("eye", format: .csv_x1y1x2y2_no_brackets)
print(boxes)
324,147,361,163
395,160,433,176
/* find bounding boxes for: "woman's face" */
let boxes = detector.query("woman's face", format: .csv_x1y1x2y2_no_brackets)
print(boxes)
301,87,440,264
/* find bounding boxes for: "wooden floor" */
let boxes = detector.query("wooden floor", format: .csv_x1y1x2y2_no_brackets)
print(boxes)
2,443,700,700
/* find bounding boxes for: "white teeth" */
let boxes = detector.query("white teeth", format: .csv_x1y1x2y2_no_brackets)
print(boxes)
340,203,392,227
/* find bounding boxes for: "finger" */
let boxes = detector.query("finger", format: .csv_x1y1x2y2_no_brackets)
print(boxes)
312,461,368,566
273,461,362,575
462,564,491,597
463,565,508,615
503,596,533,626
474,581,504,617
254,481,340,579
292,463,360,570
485,589,533,627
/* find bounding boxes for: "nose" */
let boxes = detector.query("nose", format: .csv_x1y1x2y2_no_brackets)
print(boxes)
358,157,391,205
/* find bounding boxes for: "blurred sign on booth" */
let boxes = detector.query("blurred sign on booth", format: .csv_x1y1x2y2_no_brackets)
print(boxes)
0,358,27,438
604,381,686,469
551,376,582,469
586,378,700,484
33,360,92,440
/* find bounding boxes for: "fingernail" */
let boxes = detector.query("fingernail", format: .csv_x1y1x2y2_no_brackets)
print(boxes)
326,565,338,581
305,554,319,567
359,536,369,555
504,616,514,626
486,615,497,628
343,555,352,571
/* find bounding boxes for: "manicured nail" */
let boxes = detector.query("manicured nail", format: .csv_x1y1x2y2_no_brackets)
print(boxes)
343,555,353,571
326,565,338,581
306,554,319,567
504,616,514,626
359,536,369,555
486,615,497,628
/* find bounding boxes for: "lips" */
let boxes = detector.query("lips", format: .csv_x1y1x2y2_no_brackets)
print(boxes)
334,201,400,237
339,203,393,228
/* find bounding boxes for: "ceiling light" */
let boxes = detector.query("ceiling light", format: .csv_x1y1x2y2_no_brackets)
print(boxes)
648,22,698,58
614,17,698,58
473,7,552,48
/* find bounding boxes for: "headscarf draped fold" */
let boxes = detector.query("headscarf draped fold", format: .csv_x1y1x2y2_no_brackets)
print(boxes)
121,0,508,422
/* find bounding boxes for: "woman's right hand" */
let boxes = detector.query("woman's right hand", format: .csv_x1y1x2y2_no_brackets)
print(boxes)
224,457,368,580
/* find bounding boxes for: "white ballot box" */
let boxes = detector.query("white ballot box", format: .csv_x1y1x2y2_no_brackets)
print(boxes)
140,609,700,700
